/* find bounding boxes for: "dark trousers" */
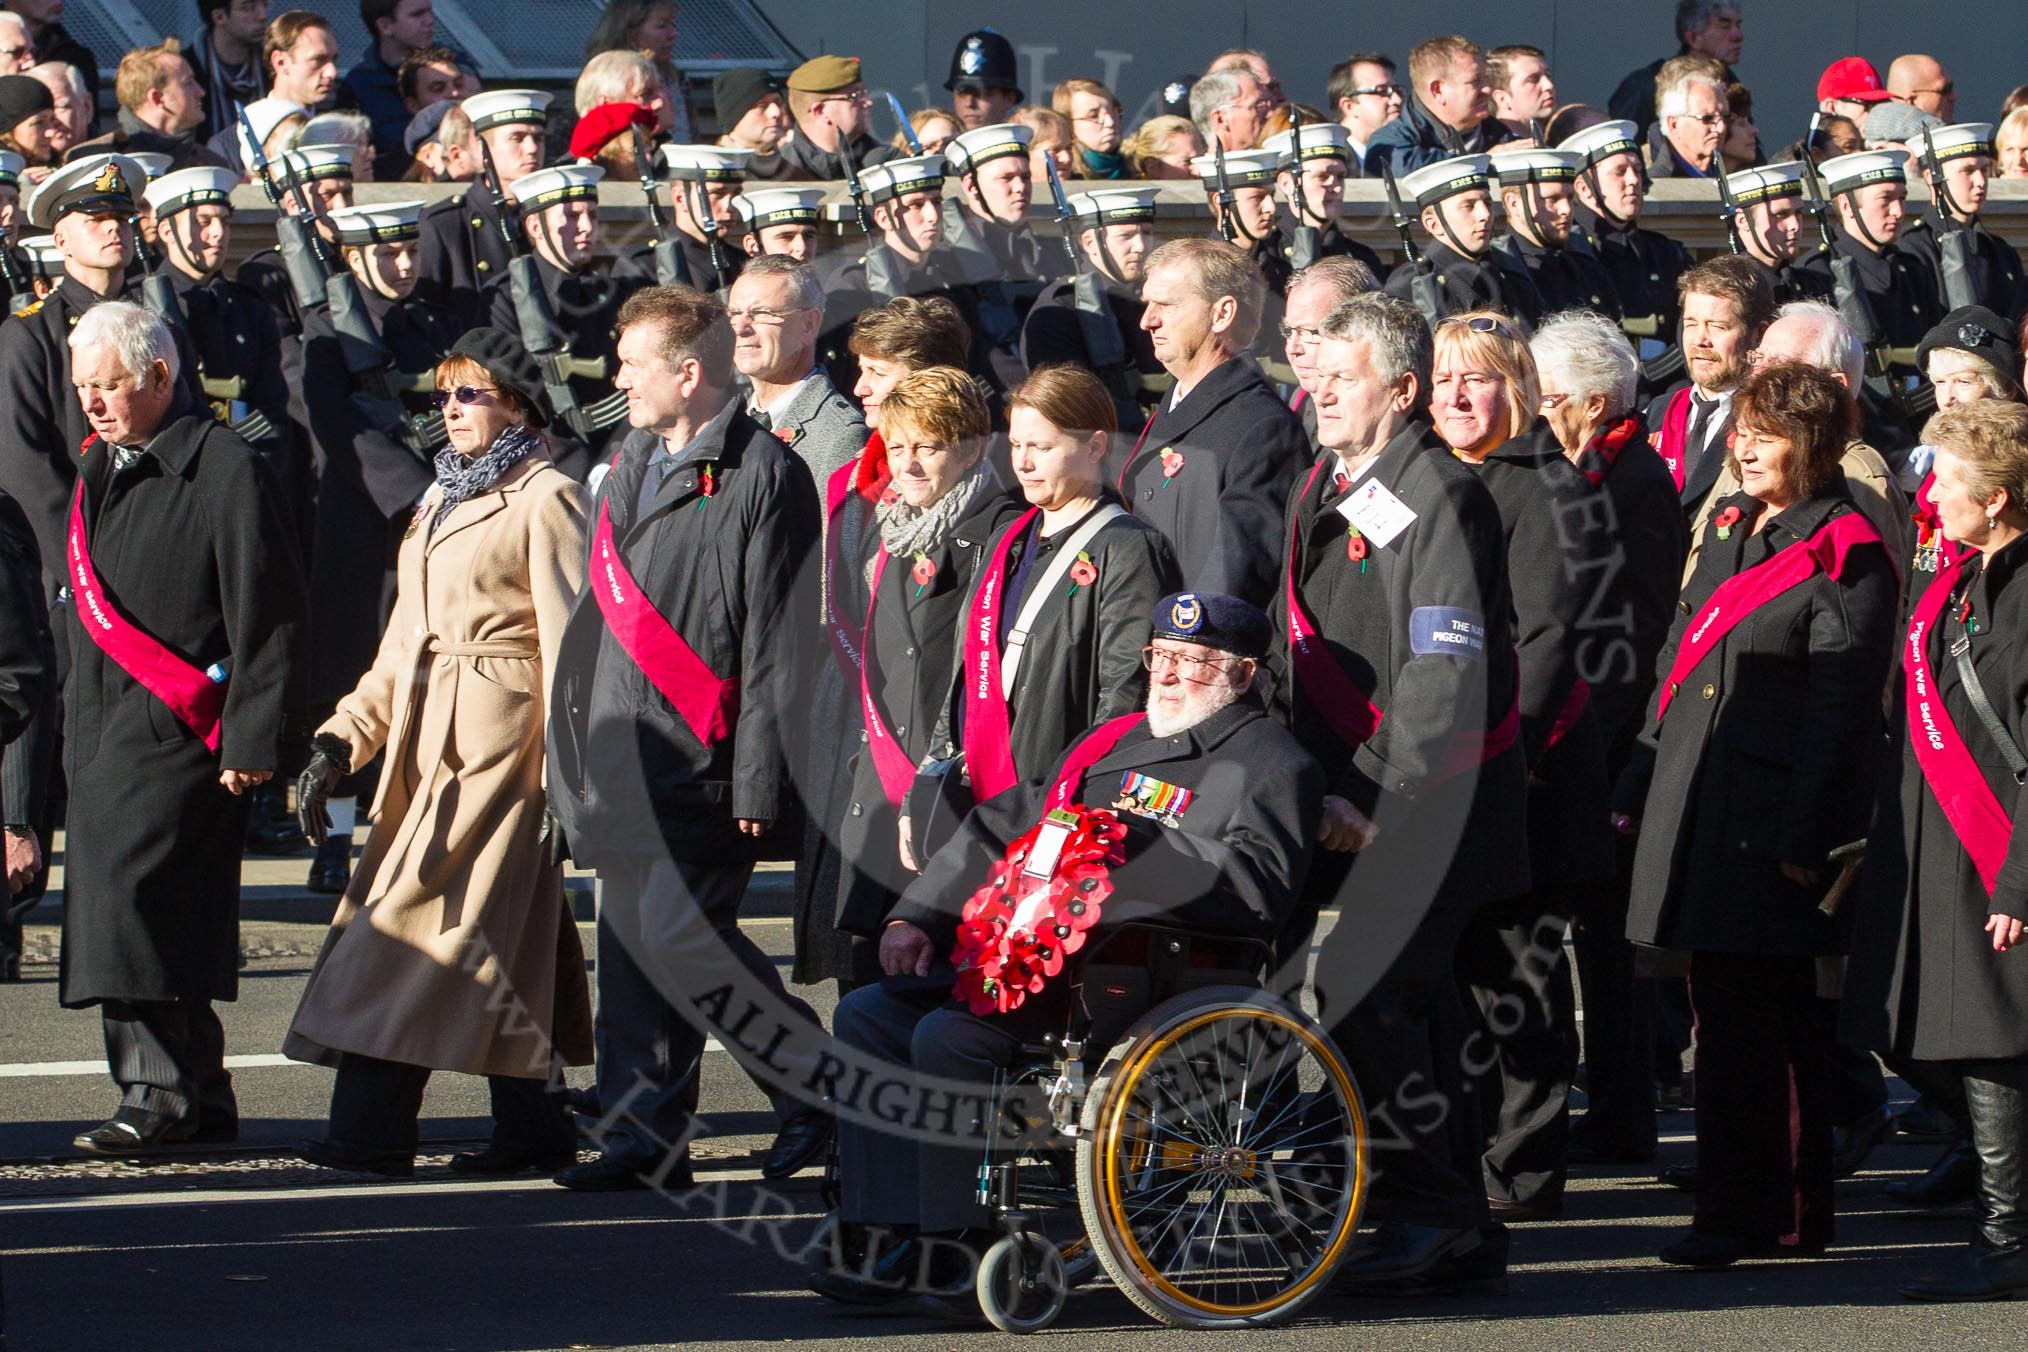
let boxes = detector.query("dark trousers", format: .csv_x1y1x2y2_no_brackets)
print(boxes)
328,1050,573,1155
1457,893,1578,1208
590,855,825,1169
1822,1000,1888,1125
101,997,233,1122
1688,950,1835,1248
832,984,1024,1233
1570,838,1658,1155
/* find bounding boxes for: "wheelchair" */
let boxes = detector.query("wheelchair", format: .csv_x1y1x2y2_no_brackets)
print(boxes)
818,922,1370,1333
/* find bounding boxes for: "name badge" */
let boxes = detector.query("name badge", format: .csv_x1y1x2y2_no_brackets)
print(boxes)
1337,478,1417,549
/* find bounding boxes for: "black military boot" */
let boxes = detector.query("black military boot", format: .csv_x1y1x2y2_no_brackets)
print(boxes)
306,837,352,895
243,781,307,856
1902,1066,2028,1301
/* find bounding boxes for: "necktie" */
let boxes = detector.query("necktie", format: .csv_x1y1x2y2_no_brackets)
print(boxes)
1682,394,1716,481
751,406,772,432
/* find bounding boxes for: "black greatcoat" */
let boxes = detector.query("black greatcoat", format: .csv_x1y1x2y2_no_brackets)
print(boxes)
1579,207,1693,340
1740,252,1834,308
548,409,818,868
483,251,648,469
1020,272,1165,435
0,487,53,824
1254,218,1386,297
1796,232,1944,362
832,487,1023,939
1384,238,1546,326
1617,486,1898,955
168,266,292,475
1496,232,1623,320
59,411,305,1007
613,232,746,295
1115,354,1308,609
1898,216,2028,325
416,182,514,321
1845,537,2028,1061
234,246,309,340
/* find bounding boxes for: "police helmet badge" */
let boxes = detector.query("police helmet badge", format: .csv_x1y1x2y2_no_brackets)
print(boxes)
959,37,986,76
1169,594,1203,634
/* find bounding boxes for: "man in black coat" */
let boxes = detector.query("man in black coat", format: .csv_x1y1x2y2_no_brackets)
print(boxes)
1116,238,1308,609
1385,154,1545,327
1562,121,1695,398
1726,163,1836,306
1271,291,1528,1294
1021,187,1166,435
613,145,750,296
0,483,53,977
60,300,304,1151
414,89,549,318
1489,147,1621,320
547,285,831,1193
816,593,1323,1302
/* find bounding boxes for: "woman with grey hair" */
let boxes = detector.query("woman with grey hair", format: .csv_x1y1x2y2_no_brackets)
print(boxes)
299,110,375,181
26,62,85,158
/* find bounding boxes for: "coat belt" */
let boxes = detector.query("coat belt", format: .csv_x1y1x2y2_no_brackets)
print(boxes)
425,636,539,659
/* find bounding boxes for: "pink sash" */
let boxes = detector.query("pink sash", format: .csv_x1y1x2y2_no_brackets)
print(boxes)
1652,386,1692,493
960,507,1042,801
1905,557,2014,895
589,492,739,748
1283,459,1520,781
858,548,916,808
1546,678,1591,751
1114,416,1157,493
1047,713,1147,811
822,459,867,684
66,480,225,753
1912,471,1966,571
1657,510,1883,724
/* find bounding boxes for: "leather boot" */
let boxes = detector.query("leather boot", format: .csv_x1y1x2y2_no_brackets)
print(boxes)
1902,1064,2028,1301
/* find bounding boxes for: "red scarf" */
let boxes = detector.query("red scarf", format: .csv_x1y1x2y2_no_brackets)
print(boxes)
1575,415,1643,487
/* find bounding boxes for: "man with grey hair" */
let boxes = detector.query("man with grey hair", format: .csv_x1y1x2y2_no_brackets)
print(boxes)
1608,1,1743,143
1283,255,1379,444
1274,290,1527,1295
0,13,35,77
1649,64,1727,178
58,299,304,1153
1189,65,1268,155
729,255,868,496
1118,237,1308,607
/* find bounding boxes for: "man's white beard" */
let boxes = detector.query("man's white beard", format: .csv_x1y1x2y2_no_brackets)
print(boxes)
1144,680,1242,739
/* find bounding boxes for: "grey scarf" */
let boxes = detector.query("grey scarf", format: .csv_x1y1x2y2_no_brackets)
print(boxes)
876,459,996,567
431,424,539,535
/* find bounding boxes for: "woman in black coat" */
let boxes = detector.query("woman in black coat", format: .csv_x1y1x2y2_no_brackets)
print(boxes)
1614,362,1899,1268
832,368,1021,972
1845,399,2028,1301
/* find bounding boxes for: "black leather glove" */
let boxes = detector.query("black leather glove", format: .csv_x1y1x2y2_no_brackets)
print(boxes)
295,732,351,847
539,807,569,868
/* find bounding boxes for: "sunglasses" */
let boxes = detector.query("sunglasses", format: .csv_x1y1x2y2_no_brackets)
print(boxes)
1441,314,1520,338
428,385,498,409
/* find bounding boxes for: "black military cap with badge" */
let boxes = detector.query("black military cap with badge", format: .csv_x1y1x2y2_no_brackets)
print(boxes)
1915,304,2020,383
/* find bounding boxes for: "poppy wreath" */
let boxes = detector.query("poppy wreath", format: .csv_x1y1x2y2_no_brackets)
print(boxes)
950,806,1130,1016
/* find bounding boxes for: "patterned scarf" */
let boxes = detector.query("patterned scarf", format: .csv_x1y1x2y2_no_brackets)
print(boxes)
431,423,539,535
1574,415,1645,487
877,458,995,562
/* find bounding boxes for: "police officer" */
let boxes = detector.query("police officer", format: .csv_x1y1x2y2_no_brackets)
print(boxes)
1725,162,1833,305
236,142,354,339
1900,122,2027,322
617,145,750,293
941,121,1047,391
415,89,551,320
945,28,1022,131
484,163,643,468
1562,120,1692,390
734,186,825,264
1021,187,1165,434
1258,121,1385,295
1385,154,1546,326
1798,149,1945,398
1490,146,1621,318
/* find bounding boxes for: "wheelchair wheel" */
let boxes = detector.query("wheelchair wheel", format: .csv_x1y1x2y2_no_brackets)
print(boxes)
977,1232,1068,1334
1075,987,1367,1328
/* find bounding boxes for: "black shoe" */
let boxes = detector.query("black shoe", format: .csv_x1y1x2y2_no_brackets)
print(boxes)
244,783,308,856
1655,1076,1692,1113
1657,1229,1822,1269
1334,1224,1483,1291
1487,1195,1562,1223
1886,1139,1980,1207
0,946,20,982
1658,1162,1698,1191
189,1114,239,1144
809,1233,973,1305
1895,1096,1964,1144
761,1111,833,1180
298,1136,414,1177
1902,1239,2028,1302
554,1153,692,1192
1340,1223,1509,1298
449,1142,578,1176
306,838,352,895
1834,1107,1893,1178
73,1106,196,1154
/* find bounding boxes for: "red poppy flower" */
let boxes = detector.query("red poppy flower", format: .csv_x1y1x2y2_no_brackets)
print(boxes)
1069,557,1097,587
1346,534,1368,562
1159,449,1185,478
1713,505,1742,540
698,465,716,498
911,554,937,587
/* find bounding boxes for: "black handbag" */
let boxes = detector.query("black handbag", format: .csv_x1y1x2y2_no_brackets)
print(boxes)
907,754,973,863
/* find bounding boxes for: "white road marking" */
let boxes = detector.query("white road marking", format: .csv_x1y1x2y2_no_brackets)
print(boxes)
0,1042,734,1079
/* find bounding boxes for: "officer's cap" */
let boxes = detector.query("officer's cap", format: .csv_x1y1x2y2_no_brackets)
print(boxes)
735,186,826,233
127,152,172,183
1916,305,2020,382
1400,154,1492,211
235,96,308,171
785,55,861,95
1557,118,1640,170
660,144,751,184
511,164,603,212
1148,591,1271,661
277,142,355,185
144,166,239,219
1070,187,1159,226
19,233,61,279
326,200,427,247
945,122,1031,175
1488,147,1581,188
1725,162,1807,207
0,150,24,189
1263,122,1351,170
1191,149,1279,189
1922,121,1997,163
1821,149,1908,196
27,154,145,229
460,88,552,135
859,154,945,204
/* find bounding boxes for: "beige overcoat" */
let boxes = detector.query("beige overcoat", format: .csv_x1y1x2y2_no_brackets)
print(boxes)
284,455,595,1077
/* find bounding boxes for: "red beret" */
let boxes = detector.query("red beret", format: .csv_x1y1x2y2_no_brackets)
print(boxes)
569,102,656,161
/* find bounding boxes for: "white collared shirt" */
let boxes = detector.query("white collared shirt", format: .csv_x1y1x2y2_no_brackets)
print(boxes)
750,370,820,427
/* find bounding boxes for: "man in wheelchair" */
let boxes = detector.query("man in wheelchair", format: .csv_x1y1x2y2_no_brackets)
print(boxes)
812,591,1324,1305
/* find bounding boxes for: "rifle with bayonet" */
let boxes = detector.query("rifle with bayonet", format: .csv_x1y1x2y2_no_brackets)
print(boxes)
886,92,923,156
129,207,216,419
1381,161,1444,328
1210,139,1240,245
1286,105,1320,272
1918,124,1981,311
238,105,328,314
633,125,685,288
1040,154,1131,399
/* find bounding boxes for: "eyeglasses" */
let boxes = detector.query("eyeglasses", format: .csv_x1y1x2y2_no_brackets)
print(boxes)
1913,83,1956,98
428,385,499,408
1538,392,1571,411
1353,84,1403,100
1443,314,1517,336
1141,646,1236,682
1278,322,1323,344
1677,113,1728,127
817,89,873,107
1072,110,1119,125
726,305,812,325
0,45,33,62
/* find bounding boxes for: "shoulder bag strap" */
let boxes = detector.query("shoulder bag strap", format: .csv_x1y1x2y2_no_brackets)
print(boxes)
1001,503,1126,698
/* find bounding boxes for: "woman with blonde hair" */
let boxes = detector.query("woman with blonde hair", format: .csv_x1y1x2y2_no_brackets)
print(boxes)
1122,114,1204,179
287,328,593,1178
890,106,958,157
584,0,688,138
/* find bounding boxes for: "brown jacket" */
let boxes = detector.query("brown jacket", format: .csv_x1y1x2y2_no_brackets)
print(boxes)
1684,440,1911,594
285,455,594,1077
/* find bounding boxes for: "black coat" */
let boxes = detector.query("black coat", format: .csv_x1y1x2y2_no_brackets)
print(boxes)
834,485,1024,937
548,407,818,866
1846,538,2028,1060
1020,272,1164,435
234,247,310,340
938,204,1046,393
613,232,745,295
1619,486,1898,955
1116,354,1308,609
416,183,515,320
170,266,292,477
1385,237,1545,326
1796,232,1944,361
1496,232,1622,320
1579,207,1693,339
1254,218,1386,297
0,488,52,831
483,251,648,467
1741,252,1835,307
1898,216,2028,324
816,243,1016,413
59,412,305,1007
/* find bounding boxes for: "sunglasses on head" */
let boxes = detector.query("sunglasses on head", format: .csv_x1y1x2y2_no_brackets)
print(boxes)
428,385,497,409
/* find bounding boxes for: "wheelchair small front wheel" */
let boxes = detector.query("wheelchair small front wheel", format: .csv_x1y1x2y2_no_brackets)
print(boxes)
976,1232,1068,1334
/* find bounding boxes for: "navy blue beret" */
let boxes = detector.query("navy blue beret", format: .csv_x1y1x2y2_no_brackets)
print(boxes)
1149,591,1271,660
